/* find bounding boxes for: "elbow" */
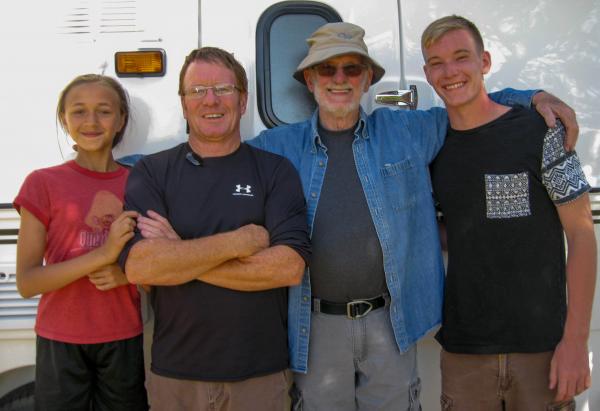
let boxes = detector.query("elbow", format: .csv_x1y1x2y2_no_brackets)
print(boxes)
123,244,150,285
16,271,36,299
124,259,145,285
17,285,35,299
286,259,305,287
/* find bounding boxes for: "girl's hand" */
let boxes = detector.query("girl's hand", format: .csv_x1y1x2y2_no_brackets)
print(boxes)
88,263,129,291
138,210,181,240
99,210,138,263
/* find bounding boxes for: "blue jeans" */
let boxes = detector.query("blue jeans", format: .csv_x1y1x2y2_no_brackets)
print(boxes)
291,306,421,410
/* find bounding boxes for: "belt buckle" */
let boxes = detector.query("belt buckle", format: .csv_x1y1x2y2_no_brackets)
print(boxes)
346,300,373,319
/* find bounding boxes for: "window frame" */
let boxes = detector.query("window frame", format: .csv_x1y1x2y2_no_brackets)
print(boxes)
256,1,342,128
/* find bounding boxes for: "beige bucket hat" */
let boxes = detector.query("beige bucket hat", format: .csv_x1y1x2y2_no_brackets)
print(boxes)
293,22,386,85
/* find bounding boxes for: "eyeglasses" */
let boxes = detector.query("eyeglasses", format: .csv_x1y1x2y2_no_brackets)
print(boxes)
184,84,240,99
313,63,368,78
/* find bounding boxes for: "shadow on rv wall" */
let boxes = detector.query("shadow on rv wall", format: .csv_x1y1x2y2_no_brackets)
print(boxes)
407,2,600,186
478,5,600,186
113,95,188,161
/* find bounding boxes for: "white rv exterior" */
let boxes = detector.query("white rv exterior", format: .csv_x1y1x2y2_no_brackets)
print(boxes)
0,1,598,409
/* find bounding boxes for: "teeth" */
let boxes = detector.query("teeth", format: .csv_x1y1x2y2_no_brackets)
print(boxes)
204,114,223,118
445,82,464,90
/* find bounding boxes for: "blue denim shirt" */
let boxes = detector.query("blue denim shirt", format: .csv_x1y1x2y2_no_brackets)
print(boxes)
248,88,535,373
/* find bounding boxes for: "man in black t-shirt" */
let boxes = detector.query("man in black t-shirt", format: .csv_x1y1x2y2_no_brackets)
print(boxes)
118,47,311,411
422,15,596,410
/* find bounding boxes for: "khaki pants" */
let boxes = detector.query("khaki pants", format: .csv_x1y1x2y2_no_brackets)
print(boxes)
440,350,575,411
147,369,290,411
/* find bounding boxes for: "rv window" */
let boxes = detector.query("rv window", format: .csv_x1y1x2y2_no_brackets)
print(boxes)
256,2,342,128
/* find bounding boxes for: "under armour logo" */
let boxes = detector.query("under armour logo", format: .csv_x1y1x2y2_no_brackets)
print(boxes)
233,184,253,197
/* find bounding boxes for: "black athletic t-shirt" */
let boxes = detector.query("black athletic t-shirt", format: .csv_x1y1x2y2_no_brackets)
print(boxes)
120,142,310,380
430,107,590,354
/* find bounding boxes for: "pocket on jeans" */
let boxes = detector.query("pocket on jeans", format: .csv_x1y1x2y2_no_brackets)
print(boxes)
440,393,453,411
547,399,575,411
408,378,421,411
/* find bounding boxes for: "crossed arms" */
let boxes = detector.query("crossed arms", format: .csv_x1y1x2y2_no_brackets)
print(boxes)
124,220,306,291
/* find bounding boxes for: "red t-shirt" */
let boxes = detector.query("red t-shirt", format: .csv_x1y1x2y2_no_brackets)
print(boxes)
14,160,142,344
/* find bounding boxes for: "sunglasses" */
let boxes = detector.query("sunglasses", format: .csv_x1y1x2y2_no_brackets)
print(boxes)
313,63,368,78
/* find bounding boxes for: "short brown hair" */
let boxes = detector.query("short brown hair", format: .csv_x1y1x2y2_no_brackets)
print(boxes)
421,15,484,58
57,74,130,147
178,47,248,96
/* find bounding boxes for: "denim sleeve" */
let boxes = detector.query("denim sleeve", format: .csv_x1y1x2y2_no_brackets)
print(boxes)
402,107,449,165
246,133,264,150
409,88,538,164
489,88,538,108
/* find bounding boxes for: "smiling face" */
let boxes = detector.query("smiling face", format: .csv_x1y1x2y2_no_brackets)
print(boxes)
303,54,372,130
423,28,491,112
181,60,248,155
60,82,126,155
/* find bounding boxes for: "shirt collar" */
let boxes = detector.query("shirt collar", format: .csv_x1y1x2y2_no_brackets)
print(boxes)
309,107,368,150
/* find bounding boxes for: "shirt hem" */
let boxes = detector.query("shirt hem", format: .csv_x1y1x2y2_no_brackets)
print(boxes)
150,363,288,382
35,326,143,344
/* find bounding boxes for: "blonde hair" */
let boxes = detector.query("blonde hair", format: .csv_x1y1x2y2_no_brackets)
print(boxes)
421,15,484,58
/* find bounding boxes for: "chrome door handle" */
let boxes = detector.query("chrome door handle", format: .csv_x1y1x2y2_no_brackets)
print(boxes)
375,85,418,110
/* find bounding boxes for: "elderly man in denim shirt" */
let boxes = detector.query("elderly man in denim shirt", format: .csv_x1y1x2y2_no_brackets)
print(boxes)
248,22,578,410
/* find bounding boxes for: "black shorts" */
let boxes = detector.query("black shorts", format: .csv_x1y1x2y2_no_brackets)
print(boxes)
34,334,148,411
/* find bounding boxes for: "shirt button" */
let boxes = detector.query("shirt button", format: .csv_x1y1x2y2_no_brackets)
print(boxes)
318,161,324,167
303,296,309,302
311,192,317,198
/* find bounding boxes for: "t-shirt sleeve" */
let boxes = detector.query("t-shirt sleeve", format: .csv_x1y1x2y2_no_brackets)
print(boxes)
541,120,591,205
13,170,51,228
118,158,169,269
263,157,311,265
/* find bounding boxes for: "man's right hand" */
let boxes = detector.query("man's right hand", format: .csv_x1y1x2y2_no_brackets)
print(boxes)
235,224,269,257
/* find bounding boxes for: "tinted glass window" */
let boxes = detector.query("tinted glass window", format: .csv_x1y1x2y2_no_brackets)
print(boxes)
269,15,326,123
256,2,341,127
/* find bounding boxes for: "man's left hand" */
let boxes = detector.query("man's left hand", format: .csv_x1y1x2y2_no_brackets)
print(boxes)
549,338,591,402
138,210,181,240
533,91,579,151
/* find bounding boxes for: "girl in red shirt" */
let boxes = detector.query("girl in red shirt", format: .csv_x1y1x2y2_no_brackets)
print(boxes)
14,74,147,410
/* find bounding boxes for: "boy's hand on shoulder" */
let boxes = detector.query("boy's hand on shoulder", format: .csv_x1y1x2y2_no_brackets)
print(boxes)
532,91,578,151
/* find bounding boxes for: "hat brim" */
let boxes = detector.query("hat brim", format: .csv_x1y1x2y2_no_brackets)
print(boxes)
293,48,385,85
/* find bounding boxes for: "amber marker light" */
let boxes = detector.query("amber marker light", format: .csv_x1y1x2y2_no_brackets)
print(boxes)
115,49,165,77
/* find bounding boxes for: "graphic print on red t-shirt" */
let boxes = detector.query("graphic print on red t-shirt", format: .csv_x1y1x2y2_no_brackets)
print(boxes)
80,190,123,249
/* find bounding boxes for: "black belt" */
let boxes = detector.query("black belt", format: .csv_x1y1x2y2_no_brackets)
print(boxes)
312,295,387,319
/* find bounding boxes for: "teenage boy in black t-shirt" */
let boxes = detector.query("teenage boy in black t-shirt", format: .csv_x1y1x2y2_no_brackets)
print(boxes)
118,47,311,411
423,15,596,410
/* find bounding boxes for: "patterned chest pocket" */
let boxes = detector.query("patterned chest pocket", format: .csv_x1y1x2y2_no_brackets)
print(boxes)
484,172,531,219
